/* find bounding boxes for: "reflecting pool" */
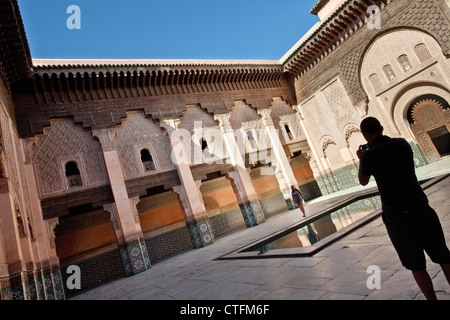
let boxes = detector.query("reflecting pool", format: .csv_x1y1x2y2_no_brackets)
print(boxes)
248,195,381,252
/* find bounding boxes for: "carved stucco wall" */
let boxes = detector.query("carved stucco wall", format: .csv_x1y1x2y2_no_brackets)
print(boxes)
343,0,450,106
178,106,226,163
32,119,108,196
0,91,35,254
299,77,363,170
116,111,175,179
271,97,305,144
361,28,450,143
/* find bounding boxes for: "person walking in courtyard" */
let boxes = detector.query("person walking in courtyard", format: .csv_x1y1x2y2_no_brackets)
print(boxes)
357,117,450,300
291,185,306,217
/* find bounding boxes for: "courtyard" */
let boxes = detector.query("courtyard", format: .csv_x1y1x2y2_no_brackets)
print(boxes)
70,157,450,301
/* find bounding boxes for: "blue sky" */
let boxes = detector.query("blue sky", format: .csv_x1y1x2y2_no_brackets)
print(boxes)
18,0,320,60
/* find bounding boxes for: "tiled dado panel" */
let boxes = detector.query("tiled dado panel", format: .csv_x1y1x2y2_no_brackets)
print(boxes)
1,268,65,300
410,143,428,168
298,180,322,202
316,164,360,196
145,226,194,262
209,207,246,238
260,193,289,219
61,249,126,298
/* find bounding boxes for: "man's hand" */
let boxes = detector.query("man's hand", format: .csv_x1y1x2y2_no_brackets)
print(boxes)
357,145,368,159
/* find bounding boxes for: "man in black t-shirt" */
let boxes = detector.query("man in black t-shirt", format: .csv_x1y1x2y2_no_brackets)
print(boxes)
357,117,450,300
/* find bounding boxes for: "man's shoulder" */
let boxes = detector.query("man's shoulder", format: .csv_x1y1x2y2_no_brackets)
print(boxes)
372,136,409,150
390,137,409,145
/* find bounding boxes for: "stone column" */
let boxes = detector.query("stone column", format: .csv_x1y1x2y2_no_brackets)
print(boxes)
0,178,27,299
215,113,265,227
312,215,338,241
293,105,329,196
93,128,150,276
0,213,9,300
161,118,215,248
22,138,64,300
44,218,66,300
258,108,299,210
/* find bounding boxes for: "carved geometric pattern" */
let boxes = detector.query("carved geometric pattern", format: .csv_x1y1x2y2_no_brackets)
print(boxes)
339,0,450,105
414,43,432,63
410,99,446,127
178,106,222,163
300,96,330,154
32,119,108,196
415,105,443,129
270,98,304,143
409,98,449,162
179,105,217,133
116,111,175,179
338,45,366,104
322,79,360,132
279,113,304,143
229,101,260,130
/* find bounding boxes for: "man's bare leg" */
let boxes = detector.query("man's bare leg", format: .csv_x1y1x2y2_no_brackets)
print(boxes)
412,270,437,300
440,263,450,286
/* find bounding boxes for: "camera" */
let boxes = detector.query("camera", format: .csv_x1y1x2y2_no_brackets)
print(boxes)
360,144,369,151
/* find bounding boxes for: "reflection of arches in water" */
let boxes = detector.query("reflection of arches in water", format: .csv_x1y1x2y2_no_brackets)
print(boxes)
407,94,450,161
313,215,338,240
307,224,320,245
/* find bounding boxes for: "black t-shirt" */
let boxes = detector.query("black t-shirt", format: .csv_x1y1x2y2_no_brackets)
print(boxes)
359,136,428,213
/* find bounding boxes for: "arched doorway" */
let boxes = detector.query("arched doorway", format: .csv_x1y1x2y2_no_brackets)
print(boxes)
407,94,450,162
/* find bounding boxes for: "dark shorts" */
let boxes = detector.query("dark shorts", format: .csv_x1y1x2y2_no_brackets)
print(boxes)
382,204,450,271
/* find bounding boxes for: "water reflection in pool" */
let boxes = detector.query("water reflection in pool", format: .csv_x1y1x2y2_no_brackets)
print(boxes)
251,195,381,252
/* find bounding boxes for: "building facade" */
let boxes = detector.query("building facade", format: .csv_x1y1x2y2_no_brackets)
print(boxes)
0,0,449,299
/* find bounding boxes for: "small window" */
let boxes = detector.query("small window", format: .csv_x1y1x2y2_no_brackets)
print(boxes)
200,138,208,151
65,161,82,187
284,124,294,140
247,130,257,149
140,149,156,172
398,55,412,72
383,65,396,82
414,43,432,63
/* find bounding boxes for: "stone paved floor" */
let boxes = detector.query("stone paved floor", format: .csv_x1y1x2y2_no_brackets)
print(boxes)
72,157,450,300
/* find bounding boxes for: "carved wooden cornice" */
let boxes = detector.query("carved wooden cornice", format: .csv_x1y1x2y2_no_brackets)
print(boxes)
310,0,331,15
283,0,394,75
29,64,286,106
0,0,33,87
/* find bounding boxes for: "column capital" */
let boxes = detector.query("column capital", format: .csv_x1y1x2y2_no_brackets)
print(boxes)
92,128,118,151
22,137,37,165
214,113,233,132
46,218,59,249
103,202,125,243
257,108,274,127
160,118,181,134
172,185,192,217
